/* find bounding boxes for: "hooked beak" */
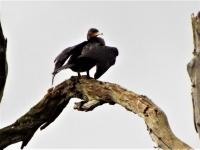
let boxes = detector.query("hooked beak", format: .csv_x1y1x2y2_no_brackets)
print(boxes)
94,32,103,37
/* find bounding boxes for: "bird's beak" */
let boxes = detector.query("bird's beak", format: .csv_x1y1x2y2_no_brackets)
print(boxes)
94,32,103,37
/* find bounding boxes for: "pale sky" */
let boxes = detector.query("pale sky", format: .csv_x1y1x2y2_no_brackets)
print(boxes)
0,1,200,149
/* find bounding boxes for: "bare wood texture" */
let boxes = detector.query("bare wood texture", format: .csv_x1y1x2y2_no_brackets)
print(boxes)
0,76,191,149
187,13,200,138
0,21,7,103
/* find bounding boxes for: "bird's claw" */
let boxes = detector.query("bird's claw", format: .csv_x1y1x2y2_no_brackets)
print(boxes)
86,75,92,79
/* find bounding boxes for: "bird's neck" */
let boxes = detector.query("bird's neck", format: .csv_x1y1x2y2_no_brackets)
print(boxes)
88,37,105,46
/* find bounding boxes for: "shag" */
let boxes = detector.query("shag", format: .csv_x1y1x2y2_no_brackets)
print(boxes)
52,28,118,84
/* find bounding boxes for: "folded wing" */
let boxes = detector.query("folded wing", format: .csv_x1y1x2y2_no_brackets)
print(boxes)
78,46,119,79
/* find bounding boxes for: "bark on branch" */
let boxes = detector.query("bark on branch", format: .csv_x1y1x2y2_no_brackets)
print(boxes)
0,21,8,103
187,12,200,139
0,76,192,149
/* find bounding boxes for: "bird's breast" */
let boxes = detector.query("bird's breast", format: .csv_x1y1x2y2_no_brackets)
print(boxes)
81,43,99,55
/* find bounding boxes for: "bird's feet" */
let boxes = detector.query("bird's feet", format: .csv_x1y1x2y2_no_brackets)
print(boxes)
78,72,81,78
86,71,92,79
86,75,92,79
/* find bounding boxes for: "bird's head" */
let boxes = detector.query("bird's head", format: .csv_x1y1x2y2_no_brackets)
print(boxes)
87,28,103,40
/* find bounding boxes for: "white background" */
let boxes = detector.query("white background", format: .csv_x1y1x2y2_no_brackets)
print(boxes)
0,1,200,149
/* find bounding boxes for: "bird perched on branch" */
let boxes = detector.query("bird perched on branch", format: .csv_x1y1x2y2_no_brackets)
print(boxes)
52,28,118,84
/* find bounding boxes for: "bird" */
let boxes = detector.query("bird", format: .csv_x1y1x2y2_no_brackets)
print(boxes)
52,28,118,84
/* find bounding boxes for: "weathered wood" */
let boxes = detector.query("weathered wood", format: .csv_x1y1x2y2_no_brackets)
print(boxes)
0,21,7,103
0,77,192,149
187,12,200,138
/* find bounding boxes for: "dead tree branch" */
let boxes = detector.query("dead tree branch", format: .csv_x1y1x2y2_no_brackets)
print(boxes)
0,76,192,149
187,12,200,139
0,21,7,103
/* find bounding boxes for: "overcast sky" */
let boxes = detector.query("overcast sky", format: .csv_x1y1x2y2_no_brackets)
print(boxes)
0,1,200,149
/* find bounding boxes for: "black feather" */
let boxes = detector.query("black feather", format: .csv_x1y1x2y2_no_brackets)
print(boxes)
52,29,118,83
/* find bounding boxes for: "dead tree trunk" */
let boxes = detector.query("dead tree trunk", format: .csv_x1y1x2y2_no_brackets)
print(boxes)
0,77,192,149
0,21,7,103
187,12,200,138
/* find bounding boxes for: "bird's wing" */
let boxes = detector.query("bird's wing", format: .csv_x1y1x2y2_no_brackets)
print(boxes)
78,46,119,79
53,47,72,73
53,41,88,74
95,61,111,79
52,41,88,85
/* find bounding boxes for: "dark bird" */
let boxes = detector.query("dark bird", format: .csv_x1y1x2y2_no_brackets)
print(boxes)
52,28,118,84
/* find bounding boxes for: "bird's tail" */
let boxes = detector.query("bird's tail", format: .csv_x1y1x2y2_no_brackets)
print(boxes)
51,73,56,86
51,69,62,86
51,64,71,86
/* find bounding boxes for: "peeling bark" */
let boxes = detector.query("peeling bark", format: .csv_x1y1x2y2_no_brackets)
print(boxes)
0,77,192,149
0,21,7,103
187,12,200,138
